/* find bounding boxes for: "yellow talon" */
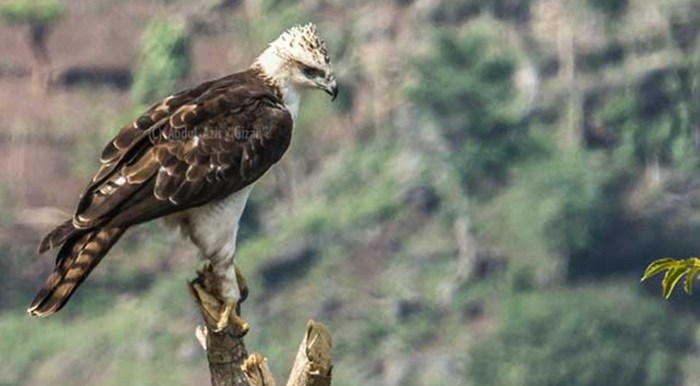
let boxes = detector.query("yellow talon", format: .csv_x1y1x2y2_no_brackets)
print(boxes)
216,299,250,336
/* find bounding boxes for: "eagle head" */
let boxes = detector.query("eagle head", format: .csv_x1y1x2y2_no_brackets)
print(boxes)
254,23,338,101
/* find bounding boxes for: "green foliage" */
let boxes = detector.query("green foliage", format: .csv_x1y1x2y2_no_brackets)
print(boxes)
469,284,693,386
230,3,312,57
476,150,616,282
0,271,196,386
283,140,401,238
131,18,191,106
430,0,488,22
259,0,295,12
586,0,628,17
642,257,700,298
600,73,696,169
0,0,65,26
430,0,531,22
410,21,533,193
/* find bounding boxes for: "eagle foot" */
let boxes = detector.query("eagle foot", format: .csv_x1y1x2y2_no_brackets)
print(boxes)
218,298,250,335
188,276,250,337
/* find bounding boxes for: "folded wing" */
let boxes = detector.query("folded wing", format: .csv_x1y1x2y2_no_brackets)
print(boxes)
74,78,293,231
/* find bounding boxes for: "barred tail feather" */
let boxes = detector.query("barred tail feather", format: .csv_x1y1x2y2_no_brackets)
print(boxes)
28,227,125,317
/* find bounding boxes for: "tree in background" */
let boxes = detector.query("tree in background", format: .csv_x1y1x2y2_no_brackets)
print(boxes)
469,285,692,386
599,72,697,179
0,0,65,95
131,18,191,106
430,0,532,24
410,21,533,194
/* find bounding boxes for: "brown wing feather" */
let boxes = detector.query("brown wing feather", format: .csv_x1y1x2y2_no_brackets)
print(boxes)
93,73,243,187
72,74,292,231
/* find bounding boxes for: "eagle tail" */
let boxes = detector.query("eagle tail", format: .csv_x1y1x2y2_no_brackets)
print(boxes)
38,219,84,254
28,226,125,317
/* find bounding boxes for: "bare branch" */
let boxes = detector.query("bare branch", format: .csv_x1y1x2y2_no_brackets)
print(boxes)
286,320,333,386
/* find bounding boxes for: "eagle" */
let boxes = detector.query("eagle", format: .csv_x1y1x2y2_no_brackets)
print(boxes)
28,23,337,332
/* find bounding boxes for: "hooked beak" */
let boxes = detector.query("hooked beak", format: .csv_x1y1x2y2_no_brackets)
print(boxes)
323,79,338,101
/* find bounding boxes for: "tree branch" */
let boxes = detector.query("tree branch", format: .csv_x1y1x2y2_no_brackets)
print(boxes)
188,266,333,386
285,320,333,386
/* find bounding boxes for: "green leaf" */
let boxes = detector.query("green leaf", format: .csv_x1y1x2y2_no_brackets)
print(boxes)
642,258,700,298
641,258,679,282
683,258,700,294
683,266,699,294
662,266,687,299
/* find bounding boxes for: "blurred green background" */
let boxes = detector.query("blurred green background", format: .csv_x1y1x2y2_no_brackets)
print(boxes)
1,0,700,385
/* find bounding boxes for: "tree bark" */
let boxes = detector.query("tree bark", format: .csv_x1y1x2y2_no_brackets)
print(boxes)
285,321,332,386
188,267,333,386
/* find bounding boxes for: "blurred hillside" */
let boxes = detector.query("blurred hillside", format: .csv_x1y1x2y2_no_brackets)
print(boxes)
2,0,700,385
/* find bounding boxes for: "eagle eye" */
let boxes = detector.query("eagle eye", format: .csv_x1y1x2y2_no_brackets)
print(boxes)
302,65,324,78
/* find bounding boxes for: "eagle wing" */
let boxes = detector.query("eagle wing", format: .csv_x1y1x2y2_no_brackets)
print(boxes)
72,77,293,231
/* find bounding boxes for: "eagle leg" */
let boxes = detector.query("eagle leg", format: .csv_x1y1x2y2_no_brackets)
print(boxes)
189,262,250,337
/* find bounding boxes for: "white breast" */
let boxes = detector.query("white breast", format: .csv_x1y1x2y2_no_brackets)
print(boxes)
183,185,254,260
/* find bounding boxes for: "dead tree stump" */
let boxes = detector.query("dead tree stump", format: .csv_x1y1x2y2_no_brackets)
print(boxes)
188,268,333,386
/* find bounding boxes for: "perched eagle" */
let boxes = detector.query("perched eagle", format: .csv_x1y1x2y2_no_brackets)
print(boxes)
28,23,337,330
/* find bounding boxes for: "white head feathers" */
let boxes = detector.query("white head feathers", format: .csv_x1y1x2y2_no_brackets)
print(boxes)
252,23,336,119
269,23,330,67
253,23,332,83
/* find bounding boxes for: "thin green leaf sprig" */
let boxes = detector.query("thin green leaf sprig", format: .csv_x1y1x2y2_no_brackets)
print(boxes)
641,258,700,299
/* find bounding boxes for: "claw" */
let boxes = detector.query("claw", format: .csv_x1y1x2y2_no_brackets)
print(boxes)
236,267,249,304
235,266,248,315
218,299,250,336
